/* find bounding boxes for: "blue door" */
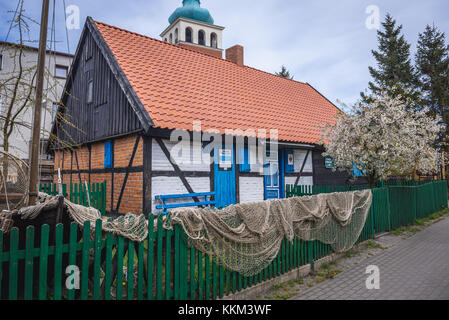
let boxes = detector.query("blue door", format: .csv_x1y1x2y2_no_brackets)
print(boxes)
264,149,280,199
214,146,236,208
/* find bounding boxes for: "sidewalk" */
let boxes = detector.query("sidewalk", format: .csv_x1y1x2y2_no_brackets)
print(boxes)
290,215,449,300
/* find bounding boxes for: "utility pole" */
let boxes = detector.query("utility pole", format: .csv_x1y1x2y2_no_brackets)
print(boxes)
28,0,50,206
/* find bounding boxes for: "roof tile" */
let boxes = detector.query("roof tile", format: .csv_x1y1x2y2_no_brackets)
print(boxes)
95,20,339,144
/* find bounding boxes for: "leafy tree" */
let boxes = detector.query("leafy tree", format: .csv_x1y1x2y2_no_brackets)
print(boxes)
322,91,444,187
275,66,294,80
415,25,449,129
362,14,419,103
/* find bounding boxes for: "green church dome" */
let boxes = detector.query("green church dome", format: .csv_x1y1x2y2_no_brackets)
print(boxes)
169,0,214,25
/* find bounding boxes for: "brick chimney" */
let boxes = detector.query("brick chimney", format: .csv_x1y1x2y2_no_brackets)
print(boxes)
226,45,244,66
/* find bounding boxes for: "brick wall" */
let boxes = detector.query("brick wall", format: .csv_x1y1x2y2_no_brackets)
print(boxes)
53,134,144,215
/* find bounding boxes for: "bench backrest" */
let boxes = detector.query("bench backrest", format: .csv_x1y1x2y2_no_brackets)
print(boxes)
155,192,216,214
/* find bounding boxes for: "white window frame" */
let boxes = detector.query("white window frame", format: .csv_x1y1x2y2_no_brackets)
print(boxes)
55,65,68,79
87,80,94,104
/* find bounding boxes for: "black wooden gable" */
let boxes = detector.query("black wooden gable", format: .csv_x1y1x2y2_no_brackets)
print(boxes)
51,17,153,149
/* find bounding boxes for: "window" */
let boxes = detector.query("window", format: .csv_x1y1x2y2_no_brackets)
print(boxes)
185,28,192,43
174,28,179,44
210,33,217,48
198,30,205,46
285,150,295,173
239,146,251,172
104,141,113,169
55,65,68,79
85,39,92,60
0,54,3,70
169,33,173,43
87,80,93,104
52,103,59,121
352,163,366,177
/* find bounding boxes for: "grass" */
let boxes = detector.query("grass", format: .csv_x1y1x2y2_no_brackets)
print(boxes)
345,249,359,258
320,262,330,270
391,208,449,236
365,241,386,250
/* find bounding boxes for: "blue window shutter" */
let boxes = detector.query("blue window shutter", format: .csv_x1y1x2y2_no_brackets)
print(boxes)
239,146,251,172
352,163,364,177
104,141,113,169
285,150,294,173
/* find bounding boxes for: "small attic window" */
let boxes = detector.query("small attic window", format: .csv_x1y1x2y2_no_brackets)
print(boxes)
85,37,92,60
169,33,173,44
175,28,179,44
87,80,94,104
186,28,192,43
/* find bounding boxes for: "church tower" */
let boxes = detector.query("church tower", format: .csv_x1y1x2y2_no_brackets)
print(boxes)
160,0,225,59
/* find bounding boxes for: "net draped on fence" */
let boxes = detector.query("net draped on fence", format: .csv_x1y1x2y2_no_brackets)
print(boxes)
9,193,148,242
166,189,373,277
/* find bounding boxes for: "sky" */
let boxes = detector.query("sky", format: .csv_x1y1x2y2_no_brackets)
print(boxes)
1,0,449,108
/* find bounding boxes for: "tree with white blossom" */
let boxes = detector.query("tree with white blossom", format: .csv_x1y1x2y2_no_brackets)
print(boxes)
321,91,445,187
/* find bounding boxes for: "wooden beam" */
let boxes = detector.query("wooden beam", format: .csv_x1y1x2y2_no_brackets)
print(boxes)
294,150,311,186
155,138,200,203
74,150,82,184
70,150,73,185
143,136,152,217
88,144,92,185
111,139,115,213
115,136,141,213
235,145,240,204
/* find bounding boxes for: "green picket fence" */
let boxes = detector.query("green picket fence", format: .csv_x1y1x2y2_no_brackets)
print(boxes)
377,180,429,187
39,181,107,216
0,180,446,300
0,217,331,300
389,180,448,229
287,180,448,233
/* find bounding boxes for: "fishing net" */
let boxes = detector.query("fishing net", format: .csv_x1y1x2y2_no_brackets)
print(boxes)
165,190,372,277
14,193,148,242
0,151,29,211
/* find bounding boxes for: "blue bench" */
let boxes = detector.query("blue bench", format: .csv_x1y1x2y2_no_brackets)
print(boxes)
155,192,216,214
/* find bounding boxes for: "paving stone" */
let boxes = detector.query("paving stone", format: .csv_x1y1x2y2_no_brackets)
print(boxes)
291,216,449,300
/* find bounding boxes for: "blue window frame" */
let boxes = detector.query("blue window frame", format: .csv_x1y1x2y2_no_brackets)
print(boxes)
285,149,295,173
239,146,251,172
104,141,113,169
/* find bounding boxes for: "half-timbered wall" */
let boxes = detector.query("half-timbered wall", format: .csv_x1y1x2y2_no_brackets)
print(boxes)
53,134,144,215
239,177,264,203
150,139,211,212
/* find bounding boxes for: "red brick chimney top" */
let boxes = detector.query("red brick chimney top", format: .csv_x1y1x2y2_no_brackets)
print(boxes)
226,45,244,66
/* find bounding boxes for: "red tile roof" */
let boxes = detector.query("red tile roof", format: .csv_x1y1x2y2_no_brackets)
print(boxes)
94,20,340,144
